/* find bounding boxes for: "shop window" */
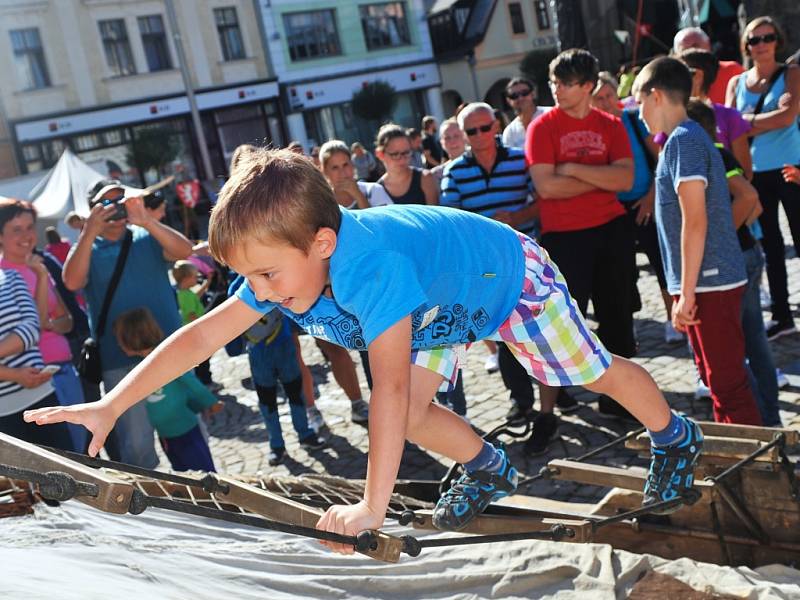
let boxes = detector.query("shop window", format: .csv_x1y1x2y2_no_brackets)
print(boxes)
10,28,50,90
283,9,341,61
534,1,550,30
73,134,101,152
508,3,525,34
138,15,172,72
99,19,137,76
359,2,411,50
214,7,246,61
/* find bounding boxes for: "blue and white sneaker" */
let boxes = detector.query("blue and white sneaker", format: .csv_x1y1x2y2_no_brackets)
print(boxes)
643,416,703,515
432,449,518,531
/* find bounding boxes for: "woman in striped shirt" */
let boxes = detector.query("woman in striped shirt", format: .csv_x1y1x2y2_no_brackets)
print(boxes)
0,268,72,448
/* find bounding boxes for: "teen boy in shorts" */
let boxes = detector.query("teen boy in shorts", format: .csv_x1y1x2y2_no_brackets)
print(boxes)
26,148,703,553
633,58,761,425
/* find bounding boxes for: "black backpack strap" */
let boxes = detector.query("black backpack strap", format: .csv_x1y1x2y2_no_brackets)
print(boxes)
96,229,132,337
753,65,786,116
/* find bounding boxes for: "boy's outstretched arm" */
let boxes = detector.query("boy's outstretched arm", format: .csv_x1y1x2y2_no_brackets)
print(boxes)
674,180,707,332
316,315,412,555
24,296,262,455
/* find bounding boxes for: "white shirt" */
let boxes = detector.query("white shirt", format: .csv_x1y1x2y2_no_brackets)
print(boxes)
502,107,550,149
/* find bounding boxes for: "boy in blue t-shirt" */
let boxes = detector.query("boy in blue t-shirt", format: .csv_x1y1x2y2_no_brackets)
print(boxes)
633,57,762,426
26,148,703,552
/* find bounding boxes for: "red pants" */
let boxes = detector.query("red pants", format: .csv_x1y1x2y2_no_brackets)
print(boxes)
677,287,762,425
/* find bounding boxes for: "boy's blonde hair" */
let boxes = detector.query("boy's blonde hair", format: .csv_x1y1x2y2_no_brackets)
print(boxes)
208,147,341,264
171,260,197,285
113,308,164,353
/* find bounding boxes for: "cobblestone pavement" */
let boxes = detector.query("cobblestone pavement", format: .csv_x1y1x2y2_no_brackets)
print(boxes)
193,232,800,507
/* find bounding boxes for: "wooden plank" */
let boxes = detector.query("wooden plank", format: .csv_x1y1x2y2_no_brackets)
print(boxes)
695,421,799,446
626,434,779,464
0,432,133,514
410,509,594,542
213,476,405,563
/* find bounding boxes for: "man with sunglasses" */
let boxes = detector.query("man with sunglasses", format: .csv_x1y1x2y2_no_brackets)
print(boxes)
502,77,549,150
61,179,193,468
527,49,636,453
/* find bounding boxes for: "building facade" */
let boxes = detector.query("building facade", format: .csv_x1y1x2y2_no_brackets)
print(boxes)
428,0,558,115
1,0,283,184
258,0,444,151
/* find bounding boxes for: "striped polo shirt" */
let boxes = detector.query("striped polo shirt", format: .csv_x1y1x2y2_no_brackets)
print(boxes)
440,138,536,235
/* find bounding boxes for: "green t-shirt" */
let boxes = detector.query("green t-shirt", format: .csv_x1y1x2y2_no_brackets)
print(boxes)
145,371,218,438
176,288,205,325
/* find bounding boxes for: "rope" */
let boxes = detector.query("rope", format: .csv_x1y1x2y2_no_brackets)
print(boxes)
0,464,98,502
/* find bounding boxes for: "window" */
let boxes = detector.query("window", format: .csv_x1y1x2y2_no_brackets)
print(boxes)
10,28,50,89
283,10,341,61
534,0,550,30
508,3,525,34
214,7,245,61
99,19,136,76
359,2,411,50
138,15,172,71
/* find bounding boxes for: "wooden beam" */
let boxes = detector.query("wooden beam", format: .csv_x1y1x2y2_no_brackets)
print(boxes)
626,434,780,463
0,432,133,514
213,476,405,563
695,422,799,446
545,459,713,493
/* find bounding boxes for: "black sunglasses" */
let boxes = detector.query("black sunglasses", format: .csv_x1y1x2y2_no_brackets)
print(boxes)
464,123,494,137
747,33,777,46
506,89,532,100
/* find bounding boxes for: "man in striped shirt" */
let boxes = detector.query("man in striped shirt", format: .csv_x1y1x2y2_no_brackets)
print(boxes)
440,102,544,433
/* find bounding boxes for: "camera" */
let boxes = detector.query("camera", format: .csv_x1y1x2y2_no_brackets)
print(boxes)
102,197,128,221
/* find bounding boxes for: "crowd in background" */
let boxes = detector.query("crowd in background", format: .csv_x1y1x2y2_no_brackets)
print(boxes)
1,14,799,470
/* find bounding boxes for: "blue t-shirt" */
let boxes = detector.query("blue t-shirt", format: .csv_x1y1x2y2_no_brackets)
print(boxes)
654,120,746,295
235,205,526,350
618,108,653,202
84,226,183,371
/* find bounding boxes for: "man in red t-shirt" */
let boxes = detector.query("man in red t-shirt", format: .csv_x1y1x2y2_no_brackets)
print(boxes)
673,27,744,104
526,49,635,453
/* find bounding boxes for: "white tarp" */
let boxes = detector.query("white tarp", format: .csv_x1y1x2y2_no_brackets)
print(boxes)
0,500,798,600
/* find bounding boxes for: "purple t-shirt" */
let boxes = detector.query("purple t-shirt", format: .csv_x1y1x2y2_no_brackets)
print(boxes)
713,102,750,150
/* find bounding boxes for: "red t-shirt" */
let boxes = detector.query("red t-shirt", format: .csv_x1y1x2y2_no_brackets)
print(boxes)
708,60,744,105
526,107,630,234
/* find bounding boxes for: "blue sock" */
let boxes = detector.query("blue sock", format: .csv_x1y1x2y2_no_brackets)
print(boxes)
648,412,687,447
464,441,504,473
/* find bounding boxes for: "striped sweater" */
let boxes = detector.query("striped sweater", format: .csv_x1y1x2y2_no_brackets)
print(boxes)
0,269,47,409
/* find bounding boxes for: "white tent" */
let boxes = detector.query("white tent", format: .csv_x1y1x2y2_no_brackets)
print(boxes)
27,149,106,242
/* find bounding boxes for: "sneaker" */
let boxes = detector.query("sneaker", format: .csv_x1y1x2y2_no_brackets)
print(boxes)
268,446,285,466
299,434,326,450
523,412,559,456
694,377,711,400
664,322,684,345
555,389,580,414
350,399,369,424
776,369,790,389
505,399,535,425
306,405,326,434
643,417,703,514
484,352,500,374
431,449,518,531
766,319,797,341
597,394,638,422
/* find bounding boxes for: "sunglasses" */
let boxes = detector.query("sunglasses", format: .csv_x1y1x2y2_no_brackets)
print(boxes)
464,123,494,137
747,33,777,46
506,89,532,100
385,150,412,159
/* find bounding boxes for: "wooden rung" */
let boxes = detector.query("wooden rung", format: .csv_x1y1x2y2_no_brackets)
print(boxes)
213,476,404,563
411,509,594,543
0,432,133,514
545,459,713,493
626,433,779,463
695,422,799,446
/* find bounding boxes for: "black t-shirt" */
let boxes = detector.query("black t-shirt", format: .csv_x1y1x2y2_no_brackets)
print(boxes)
718,146,756,252
422,133,444,165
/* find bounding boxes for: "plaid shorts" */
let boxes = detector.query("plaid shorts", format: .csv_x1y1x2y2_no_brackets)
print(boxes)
412,234,612,389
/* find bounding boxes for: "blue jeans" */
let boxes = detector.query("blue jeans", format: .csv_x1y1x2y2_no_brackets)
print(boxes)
741,247,782,426
103,366,158,468
51,362,87,452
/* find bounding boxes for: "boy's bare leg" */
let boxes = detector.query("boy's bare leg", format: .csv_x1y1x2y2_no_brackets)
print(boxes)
316,339,362,401
404,365,482,463
292,330,317,408
584,355,671,431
